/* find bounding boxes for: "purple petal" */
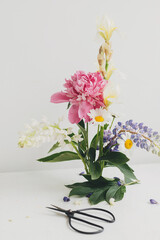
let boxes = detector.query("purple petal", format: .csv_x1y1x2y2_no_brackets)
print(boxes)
114,177,120,180
117,180,122,186
150,199,158,204
63,196,70,202
86,193,93,198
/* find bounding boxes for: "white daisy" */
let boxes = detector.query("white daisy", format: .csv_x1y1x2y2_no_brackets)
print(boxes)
117,133,134,157
88,107,112,126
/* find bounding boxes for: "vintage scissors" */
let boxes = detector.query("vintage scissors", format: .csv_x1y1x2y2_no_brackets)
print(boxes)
47,204,115,234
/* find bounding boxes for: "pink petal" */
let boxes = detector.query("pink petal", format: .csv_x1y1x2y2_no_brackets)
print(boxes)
84,114,91,123
50,92,70,103
68,104,81,124
78,101,93,120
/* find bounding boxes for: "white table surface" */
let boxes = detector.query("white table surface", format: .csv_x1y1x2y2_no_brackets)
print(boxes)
1,163,160,240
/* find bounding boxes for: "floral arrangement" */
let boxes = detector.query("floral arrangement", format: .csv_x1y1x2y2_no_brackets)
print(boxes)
18,17,160,205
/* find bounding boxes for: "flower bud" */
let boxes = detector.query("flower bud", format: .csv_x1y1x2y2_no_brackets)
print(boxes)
97,54,104,66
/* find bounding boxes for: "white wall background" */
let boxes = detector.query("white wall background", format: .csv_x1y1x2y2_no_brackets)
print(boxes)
1,0,160,172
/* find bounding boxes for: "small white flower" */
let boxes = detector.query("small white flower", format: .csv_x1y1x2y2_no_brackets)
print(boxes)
54,128,72,147
109,198,115,206
72,134,83,143
18,117,72,149
67,127,73,135
117,133,134,157
88,107,112,126
18,118,55,148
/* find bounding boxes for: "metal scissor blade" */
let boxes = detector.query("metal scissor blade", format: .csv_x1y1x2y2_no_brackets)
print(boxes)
46,204,69,214
50,204,67,211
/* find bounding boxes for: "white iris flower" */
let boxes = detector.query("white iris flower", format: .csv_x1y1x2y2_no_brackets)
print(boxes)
103,81,120,107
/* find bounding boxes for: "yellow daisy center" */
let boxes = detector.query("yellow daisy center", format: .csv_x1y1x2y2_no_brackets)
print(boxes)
124,139,133,149
95,116,104,122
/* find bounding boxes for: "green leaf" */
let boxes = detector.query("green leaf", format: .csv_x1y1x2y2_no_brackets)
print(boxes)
106,185,119,203
78,119,85,129
104,123,109,130
106,185,126,203
48,142,59,153
89,189,106,205
114,185,126,201
88,147,96,162
78,140,86,153
66,176,110,189
77,121,88,148
37,151,80,162
90,162,102,180
66,181,92,189
82,175,107,186
99,152,129,165
69,186,94,197
103,145,110,155
117,163,138,184
67,133,74,138
90,134,98,149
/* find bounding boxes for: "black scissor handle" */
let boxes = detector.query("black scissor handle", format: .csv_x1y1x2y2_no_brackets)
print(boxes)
73,207,115,223
68,215,104,234
67,207,115,234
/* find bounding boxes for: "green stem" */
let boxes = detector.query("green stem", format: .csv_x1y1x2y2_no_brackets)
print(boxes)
85,122,89,167
125,180,140,186
71,141,89,174
99,126,104,171
109,115,116,130
86,122,89,149
95,125,100,149
99,126,104,157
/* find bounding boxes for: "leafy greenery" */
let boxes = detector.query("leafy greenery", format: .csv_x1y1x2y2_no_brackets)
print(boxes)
37,151,80,162
99,152,129,165
104,123,109,130
66,175,127,205
88,147,96,162
90,161,102,180
48,142,59,153
90,134,98,149
39,114,139,205
116,163,138,184
78,119,85,129
105,185,126,202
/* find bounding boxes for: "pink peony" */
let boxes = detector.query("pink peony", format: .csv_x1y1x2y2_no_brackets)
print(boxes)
51,71,107,124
